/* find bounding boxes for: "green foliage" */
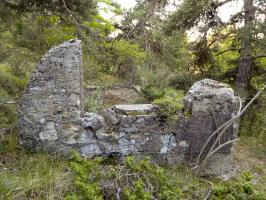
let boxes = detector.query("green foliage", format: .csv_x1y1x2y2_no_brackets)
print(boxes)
0,130,19,154
123,180,152,200
0,64,27,128
84,88,104,113
141,84,164,101
0,0,265,199
211,172,266,200
0,0,97,20
65,151,103,200
153,89,184,120
13,15,76,52
123,157,183,200
0,65,27,96
67,154,186,199
104,39,147,82
111,40,147,63
166,0,209,32
0,152,71,200
239,91,266,159
138,65,180,101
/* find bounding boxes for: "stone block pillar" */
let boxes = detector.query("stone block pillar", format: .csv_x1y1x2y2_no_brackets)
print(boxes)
177,79,238,175
18,39,84,153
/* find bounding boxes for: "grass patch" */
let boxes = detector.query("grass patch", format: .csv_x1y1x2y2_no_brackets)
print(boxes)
0,136,265,199
0,151,72,200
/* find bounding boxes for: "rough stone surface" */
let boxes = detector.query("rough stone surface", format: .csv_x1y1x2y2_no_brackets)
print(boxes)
99,106,179,164
19,40,238,176
176,79,238,175
18,39,84,153
113,104,159,115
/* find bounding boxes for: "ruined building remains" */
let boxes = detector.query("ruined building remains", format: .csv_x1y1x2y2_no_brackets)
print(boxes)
19,40,238,175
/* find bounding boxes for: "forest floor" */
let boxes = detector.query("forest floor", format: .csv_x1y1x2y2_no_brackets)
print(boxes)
234,137,266,193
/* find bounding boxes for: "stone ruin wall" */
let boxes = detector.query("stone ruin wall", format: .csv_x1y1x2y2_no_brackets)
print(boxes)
18,40,238,176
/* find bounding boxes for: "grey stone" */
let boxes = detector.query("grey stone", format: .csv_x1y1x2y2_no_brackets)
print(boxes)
102,108,120,126
82,112,106,132
39,122,58,141
18,39,84,153
177,79,238,175
200,153,234,176
80,144,102,157
113,104,159,115
160,135,177,154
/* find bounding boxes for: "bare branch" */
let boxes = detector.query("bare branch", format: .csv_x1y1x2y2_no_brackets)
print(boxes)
216,47,241,56
204,138,240,161
252,55,266,60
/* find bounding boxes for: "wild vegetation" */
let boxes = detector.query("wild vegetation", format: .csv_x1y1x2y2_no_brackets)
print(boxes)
0,0,265,199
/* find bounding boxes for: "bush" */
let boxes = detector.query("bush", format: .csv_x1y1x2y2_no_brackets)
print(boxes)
67,154,187,200
141,84,164,101
84,88,104,113
211,172,266,200
153,89,184,120
65,151,103,200
138,65,177,101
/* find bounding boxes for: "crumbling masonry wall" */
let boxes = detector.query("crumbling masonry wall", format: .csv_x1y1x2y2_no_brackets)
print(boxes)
18,40,238,175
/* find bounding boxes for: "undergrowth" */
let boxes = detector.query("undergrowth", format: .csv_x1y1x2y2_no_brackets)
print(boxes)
0,151,72,200
66,152,266,200
66,152,203,200
211,172,266,200
153,89,184,120
0,139,266,199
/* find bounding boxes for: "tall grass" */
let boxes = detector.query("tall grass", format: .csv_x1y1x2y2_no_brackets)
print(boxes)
0,151,72,200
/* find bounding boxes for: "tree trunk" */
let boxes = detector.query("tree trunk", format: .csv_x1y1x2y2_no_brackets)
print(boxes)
235,0,255,95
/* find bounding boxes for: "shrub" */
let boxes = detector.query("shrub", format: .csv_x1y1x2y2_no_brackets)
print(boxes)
141,84,164,101
153,89,184,120
123,157,183,200
211,172,266,200
67,154,185,200
65,151,103,200
138,65,176,101
84,88,103,113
